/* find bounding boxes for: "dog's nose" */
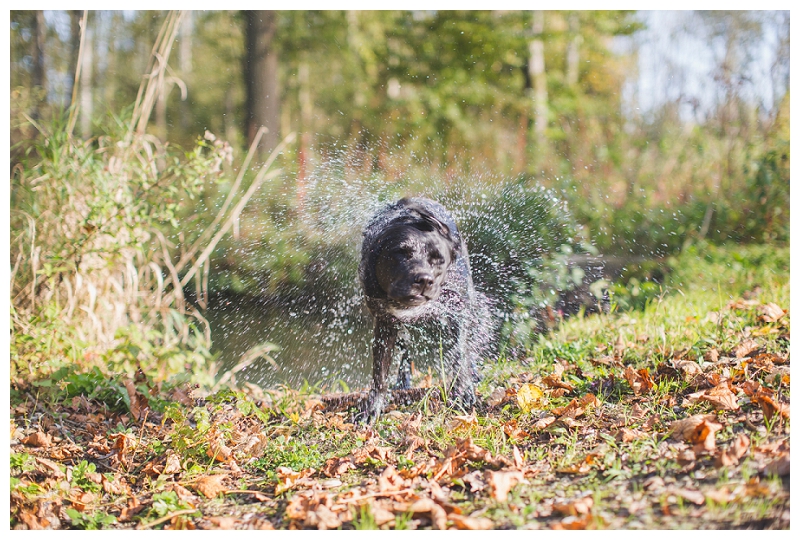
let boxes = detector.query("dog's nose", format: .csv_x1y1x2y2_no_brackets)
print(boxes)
414,273,435,288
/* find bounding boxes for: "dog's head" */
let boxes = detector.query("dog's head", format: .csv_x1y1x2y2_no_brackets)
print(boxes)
371,206,458,308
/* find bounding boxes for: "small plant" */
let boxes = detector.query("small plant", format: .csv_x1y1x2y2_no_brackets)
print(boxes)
65,509,118,530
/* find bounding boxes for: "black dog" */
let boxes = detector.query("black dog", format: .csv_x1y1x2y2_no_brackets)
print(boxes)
357,197,479,423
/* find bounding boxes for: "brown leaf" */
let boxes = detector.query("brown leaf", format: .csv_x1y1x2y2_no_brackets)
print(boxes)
670,414,722,452
551,393,600,418
485,470,524,502
321,456,355,478
674,360,704,384
623,366,654,395
551,515,595,530
448,513,494,530
163,451,182,475
22,431,51,447
616,428,647,443
684,382,740,411
763,452,790,477
758,302,786,323
364,501,396,527
305,504,342,531
502,420,529,441
378,465,405,492
753,393,790,421
460,470,486,493
122,378,150,421
171,483,199,503
531,416,557,430
194,474,228,499
35,457,65,478
553,495,594,516
542,366,575,392
672,488,705,506
447,413,478,431
207,517,238,529
733,339,759,358
408,497,448,530
71,490,95,512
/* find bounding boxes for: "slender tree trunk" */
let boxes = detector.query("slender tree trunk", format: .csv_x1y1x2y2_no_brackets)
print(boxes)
297,60,313,209
79,22,93,138
30,10,46,120
66,10,83,102
244,10,280,158
528,11,548,157
566,12,581,87
179,11,193,134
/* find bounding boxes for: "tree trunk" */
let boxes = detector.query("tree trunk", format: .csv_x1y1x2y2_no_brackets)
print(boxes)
179,11,193,134
566,12,581,87
244,10,280,158
79,21,93,139
528,11,548,156
66,10,83,102
30,10,46,120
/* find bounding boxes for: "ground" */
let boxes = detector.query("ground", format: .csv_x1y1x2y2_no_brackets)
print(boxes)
9,244,790,530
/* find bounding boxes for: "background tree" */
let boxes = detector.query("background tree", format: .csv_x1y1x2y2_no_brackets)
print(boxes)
244,10,280,157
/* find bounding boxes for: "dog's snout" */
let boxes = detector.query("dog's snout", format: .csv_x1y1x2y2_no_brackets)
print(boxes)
414,273,435,288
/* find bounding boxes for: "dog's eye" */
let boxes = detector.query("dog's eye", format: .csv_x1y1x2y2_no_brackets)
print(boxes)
394,246,413,259
429,251,445,265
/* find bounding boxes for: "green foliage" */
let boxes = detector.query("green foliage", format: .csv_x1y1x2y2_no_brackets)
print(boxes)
10,453,37,474
65,508,118,530
249,436,325,476
71,461,103,493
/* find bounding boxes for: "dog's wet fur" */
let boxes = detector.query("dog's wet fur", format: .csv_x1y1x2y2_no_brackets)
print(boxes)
357,197,479,423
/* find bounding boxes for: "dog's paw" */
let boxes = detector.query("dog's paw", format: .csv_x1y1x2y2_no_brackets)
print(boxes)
450,385,477,412
353,390,386,425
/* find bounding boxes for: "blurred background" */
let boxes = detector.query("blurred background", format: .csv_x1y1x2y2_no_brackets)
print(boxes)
9,11,790,389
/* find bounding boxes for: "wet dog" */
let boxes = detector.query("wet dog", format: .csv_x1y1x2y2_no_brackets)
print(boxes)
357,197,478,423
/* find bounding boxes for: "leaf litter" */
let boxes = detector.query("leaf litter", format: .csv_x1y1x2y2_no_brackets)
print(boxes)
10,288,789,529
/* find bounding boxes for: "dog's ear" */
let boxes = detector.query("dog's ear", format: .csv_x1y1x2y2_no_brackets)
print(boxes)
409,207,460,254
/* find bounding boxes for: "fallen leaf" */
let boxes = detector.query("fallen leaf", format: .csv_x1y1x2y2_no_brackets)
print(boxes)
407,497,448,530
378,465,405,492
321,456,355,478
670,414,722,452
758,303,785,323
364,501,396,527
763,452,790,477
194,475,228,499
531,416,557,430
684,382,740,411
22,431,51,447
715,432,751,468
623,366,654,395
671,488,705,506
460,470,486,493
616,428,647,443
122,379,150,421
448,513,494,530
485,470,524,502
35,457,65,478
447,413,478,431
733,339,759,358
207,517,237,529
502,420,529,441
551,515,595,530
516,383,545,413
163,451,182,475
553,495,594,516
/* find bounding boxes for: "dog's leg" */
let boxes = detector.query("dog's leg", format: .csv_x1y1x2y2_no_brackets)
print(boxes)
394,326,412,390
443,313,476,411
357,318,397,424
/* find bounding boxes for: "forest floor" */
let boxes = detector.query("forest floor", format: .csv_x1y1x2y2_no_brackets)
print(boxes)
10,244,790,530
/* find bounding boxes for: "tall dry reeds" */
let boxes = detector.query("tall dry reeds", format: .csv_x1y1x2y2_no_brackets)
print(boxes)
10,11,291,383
